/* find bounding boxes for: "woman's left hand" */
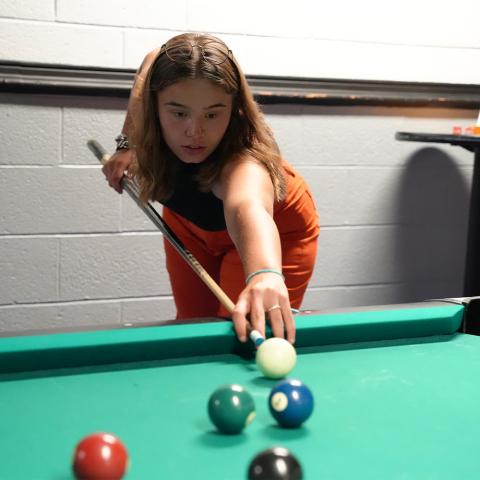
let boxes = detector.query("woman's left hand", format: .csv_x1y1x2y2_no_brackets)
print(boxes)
231,272,295,344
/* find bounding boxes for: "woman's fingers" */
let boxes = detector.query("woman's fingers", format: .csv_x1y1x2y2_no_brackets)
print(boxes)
102,150,134,193
233,276,296,344
232,297,250,342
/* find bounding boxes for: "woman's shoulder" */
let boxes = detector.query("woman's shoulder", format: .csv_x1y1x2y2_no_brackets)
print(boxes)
213,154,270,197
220,154,268,177
129,47,162,106
137,47,162,78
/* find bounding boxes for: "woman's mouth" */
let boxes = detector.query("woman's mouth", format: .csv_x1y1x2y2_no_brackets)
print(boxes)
181,145,207,156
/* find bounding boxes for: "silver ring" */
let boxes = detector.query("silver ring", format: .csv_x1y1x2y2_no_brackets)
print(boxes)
267,304,281,313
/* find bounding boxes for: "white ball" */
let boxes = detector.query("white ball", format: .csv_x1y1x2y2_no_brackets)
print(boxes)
256,337,297,379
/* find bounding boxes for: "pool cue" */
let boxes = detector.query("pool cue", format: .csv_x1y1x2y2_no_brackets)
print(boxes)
87,140,264,347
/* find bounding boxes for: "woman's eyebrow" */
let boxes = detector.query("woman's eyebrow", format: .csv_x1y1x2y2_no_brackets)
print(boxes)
164,101,227,109
164,101,187,108
204,103,227,109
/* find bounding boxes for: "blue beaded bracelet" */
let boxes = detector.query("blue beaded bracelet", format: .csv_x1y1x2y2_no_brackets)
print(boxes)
245,268,285,285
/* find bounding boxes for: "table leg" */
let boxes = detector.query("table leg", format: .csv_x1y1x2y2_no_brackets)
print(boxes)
464,150,480,296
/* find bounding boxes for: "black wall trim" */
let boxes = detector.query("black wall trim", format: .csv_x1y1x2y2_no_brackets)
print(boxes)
1,61,480,108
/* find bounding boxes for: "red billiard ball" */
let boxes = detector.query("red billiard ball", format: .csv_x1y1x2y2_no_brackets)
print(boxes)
72,432,128,480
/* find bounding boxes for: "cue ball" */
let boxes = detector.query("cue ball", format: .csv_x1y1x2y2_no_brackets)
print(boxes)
248,447,303,480
207,384,256,434
269,379,314,428
256,337,296,379
72,432,128,480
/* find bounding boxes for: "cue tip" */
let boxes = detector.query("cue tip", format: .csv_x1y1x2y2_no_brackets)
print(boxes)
249,329,265,347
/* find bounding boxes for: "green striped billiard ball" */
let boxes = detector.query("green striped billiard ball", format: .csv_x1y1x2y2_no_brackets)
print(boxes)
207,384,256,434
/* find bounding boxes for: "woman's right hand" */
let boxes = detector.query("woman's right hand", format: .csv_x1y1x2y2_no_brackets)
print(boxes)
102,149,134,193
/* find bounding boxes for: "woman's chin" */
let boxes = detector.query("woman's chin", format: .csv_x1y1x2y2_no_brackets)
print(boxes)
177,147,209,164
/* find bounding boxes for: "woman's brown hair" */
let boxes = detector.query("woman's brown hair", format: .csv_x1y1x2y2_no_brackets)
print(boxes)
131,32,286,204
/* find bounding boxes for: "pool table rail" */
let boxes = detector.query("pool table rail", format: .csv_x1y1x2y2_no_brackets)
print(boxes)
0,300,474,375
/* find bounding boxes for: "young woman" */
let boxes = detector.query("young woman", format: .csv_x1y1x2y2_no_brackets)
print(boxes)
102,32,319,344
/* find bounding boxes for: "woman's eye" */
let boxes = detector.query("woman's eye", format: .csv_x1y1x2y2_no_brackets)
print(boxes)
173,111,187,118
206,112,217,119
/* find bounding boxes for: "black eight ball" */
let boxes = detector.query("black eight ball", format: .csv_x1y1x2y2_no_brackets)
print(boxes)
247,447,303,480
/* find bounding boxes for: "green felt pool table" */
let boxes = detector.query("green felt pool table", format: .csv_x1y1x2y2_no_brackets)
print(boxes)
1,299,480,480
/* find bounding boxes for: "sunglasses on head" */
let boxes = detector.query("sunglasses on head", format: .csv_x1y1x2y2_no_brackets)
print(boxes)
160,40,232,66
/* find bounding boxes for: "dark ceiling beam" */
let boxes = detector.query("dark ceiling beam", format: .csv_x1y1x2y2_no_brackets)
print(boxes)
1,61,480,108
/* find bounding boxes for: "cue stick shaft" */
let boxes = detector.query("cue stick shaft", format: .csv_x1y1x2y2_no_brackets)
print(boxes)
87,139,236,314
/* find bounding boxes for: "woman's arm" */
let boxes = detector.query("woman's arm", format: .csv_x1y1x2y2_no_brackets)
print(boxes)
216,159,295,343
102,48,161,192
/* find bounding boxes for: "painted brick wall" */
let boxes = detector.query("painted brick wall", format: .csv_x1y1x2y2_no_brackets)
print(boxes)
0,1,478,331
1,0,479,82
0,93,474,331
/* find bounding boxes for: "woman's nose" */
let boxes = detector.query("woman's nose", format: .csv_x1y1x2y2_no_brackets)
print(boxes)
185,118,205,137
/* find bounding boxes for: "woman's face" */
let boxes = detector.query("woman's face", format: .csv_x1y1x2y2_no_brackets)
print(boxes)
157,79,233,164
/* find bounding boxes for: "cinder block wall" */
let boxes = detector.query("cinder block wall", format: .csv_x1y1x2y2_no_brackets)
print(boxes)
0,1,478,332
1,1,479,82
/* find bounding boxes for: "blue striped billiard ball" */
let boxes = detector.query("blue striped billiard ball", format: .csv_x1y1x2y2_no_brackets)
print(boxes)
268,379,314,428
